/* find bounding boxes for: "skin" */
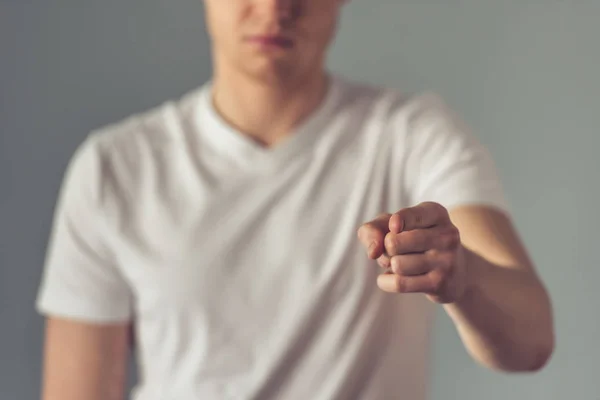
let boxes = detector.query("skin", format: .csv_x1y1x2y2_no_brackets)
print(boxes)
204,0,346,146
40,319,130,400
40,1,554,399
356,203,555,371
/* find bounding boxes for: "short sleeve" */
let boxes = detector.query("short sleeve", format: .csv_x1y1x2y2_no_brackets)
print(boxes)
403,94,510,214
36,134,133,323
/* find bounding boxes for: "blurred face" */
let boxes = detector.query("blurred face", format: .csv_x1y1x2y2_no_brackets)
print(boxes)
204,0,345,83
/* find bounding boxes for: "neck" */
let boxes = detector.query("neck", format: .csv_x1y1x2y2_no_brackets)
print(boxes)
210,66,329,148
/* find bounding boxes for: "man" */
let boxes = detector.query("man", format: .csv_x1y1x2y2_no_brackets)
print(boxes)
36,0,554,399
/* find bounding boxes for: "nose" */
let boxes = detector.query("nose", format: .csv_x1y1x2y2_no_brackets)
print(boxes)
256,0,299,26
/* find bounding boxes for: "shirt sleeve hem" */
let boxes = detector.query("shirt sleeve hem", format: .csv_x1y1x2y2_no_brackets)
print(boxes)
35,296,132,324
435,195,512,216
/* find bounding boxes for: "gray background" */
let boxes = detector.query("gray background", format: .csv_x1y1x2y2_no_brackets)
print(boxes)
1,1,598,399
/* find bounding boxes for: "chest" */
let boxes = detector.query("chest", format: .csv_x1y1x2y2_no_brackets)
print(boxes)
113,125,407,320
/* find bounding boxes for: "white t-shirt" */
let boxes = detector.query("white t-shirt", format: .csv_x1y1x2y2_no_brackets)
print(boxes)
36,74,508,400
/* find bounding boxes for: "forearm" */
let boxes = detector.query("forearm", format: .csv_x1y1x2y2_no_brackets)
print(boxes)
444,249,554,372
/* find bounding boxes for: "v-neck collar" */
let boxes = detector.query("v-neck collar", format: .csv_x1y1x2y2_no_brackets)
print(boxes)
195,73,344,171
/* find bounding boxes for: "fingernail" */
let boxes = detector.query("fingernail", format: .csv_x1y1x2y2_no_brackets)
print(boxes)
368,242,377,256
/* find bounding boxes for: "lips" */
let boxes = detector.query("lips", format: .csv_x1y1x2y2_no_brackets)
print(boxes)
247,35,294,48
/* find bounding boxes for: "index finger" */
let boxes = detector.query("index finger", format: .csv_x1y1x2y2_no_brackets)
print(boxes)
389,202,448,233
357,213,391,259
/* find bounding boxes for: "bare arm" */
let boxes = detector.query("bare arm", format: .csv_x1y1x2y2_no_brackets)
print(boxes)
40,317,131,400
444,206,555,372
358,203,554,373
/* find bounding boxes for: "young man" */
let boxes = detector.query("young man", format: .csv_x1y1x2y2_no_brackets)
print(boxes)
36,0,554,399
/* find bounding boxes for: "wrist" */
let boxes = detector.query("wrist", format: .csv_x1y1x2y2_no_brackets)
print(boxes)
455,246,483,304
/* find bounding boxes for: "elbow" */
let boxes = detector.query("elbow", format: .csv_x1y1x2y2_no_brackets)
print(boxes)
501,336,555,373
509,290,556,372
476,332,555,373
522,300,556,372
523,336,554,372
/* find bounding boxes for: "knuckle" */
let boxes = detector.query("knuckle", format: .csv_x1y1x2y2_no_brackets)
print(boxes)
434,202,448,214
424,201,444,215
364,222,378,231
359,223,378,238
425,231,439,249
440,235,453,250
396,209,409,218
394,275,406,292
441,227,460,249
390,256,401,272
437,252,455,271
450,227,461,246
378,256,391,269
431,201,447,215
429,270,445,293
384,234,397,254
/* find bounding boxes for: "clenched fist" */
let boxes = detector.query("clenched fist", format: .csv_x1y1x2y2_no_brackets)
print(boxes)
357,202,469,304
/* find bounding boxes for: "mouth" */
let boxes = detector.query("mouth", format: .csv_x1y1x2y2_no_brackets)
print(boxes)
245,35,295,50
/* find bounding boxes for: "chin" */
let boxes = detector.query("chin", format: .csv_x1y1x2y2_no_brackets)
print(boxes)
242,61,303,85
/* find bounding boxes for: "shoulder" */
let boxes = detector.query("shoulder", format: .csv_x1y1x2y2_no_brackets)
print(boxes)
333,75,461,139
66,86,204,203
90,86,203,159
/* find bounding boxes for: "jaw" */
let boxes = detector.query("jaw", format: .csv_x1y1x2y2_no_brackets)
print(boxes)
212,45,326,89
